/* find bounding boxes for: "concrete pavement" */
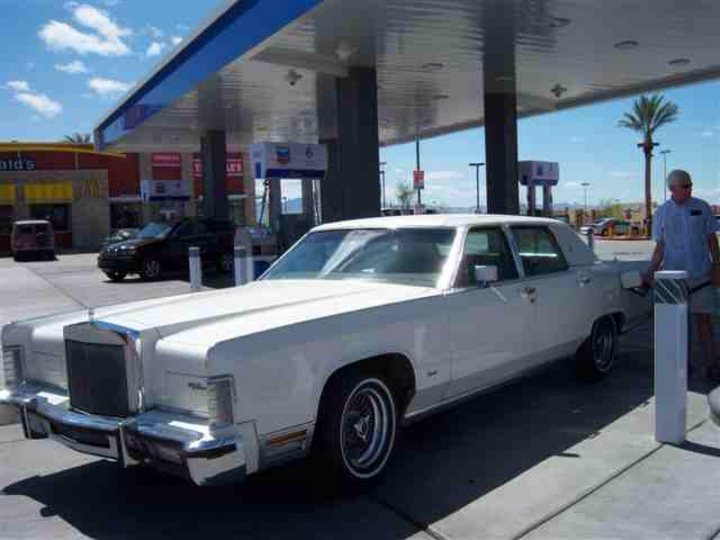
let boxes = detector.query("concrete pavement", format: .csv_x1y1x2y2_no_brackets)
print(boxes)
1,320,719,539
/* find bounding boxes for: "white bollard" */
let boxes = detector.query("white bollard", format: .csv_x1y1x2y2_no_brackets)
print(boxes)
586,229,594,253
234,246,247,286
245,251,255,283
189,246,202,292
654,270,689,444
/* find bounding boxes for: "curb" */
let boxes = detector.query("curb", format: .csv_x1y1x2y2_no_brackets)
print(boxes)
594,237,651,242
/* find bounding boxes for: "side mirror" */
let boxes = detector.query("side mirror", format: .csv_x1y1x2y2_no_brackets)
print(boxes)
621,270,643,289
473,265,499,287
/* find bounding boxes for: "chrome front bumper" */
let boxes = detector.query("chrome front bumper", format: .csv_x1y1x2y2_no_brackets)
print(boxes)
0,384,247,486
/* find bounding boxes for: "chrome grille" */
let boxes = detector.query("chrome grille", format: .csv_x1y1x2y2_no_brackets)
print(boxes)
66,340,129,417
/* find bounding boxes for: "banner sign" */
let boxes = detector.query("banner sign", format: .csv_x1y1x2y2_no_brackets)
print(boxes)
0,157,36,171
249,142,326,179
192,152,243,179
151,153,182,168
413,169,425,190
140,179,191,202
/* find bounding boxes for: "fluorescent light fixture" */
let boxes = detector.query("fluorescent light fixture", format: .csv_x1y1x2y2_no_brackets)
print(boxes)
614,40,639,50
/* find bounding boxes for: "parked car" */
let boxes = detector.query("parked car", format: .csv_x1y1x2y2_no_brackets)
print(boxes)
1,215,650,488
581,218,639,237
101,227,139,248
97,218,235,281
579,218,608,236
10,219,55,261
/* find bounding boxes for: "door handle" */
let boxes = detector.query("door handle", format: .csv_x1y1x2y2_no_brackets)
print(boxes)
520,286,537,302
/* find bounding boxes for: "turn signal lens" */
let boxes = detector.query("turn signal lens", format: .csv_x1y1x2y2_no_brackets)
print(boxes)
207,376,234,428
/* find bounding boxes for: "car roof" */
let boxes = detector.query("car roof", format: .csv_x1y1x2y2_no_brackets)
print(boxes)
313,214,562,231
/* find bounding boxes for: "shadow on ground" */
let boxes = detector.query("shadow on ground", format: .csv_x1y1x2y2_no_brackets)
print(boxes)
3,324,715,539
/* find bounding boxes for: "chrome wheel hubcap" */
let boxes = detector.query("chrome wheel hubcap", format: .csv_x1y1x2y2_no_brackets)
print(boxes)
340,381,395,478
593,323,615,372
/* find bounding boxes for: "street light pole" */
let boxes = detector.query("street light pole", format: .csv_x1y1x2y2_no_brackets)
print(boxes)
581,182,590,223
379,161,387,210
469,162,485,213
415,136,422,208
660,149,671,203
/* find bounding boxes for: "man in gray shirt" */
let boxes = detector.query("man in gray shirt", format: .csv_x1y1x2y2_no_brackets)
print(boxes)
645,170,720,379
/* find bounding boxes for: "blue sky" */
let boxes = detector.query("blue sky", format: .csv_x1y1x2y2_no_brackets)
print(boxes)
0,0,219,139
0,0,718,209
382,80,720,209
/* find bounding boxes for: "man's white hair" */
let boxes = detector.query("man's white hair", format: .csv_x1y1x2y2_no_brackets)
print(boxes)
666,169,691,188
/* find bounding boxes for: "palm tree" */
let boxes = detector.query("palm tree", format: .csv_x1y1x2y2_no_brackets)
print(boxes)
395,181,414,211
63,133,92,144
618,94,678,234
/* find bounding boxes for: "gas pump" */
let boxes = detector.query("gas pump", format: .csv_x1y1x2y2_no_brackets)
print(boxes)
249,142,327,253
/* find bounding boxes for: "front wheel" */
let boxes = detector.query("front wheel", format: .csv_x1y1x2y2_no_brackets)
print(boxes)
576,317,618,380
140,258,161,281
104,270,127,282
313,370,398,489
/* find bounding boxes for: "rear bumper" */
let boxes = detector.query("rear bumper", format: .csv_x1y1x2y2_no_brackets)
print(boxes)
0,384,246,486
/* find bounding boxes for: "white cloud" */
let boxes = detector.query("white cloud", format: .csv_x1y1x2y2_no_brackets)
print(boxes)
55,60,89,74
147,25,163,39
609,171,636,179
570,136,585,143
170,35,183,46
701,129,714,138
424,170,464,183
39,4,132,57
14,92,62,118
4,80,30,92
88,77,133,96
146,41,165,57
175,23,189,32
99,0,121,5
564,181,582,188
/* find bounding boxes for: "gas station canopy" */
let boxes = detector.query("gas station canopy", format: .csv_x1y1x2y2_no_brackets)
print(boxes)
95,0,720,153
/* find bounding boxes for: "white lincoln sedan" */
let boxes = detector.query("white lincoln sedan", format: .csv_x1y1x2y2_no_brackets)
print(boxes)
1,215,649,487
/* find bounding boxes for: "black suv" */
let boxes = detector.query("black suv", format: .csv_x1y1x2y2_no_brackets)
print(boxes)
98,218,235,281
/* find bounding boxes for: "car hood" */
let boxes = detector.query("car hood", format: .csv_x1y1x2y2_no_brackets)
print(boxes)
94,279,437,341
105,237,162,250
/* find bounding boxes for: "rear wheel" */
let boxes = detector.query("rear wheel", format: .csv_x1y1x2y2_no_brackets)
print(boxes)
576,317,618,380
140,258,161,281
105,270,127,282
313,369,398,489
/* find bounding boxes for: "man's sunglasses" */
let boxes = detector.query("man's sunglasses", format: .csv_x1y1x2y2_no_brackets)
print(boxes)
670,183,692,190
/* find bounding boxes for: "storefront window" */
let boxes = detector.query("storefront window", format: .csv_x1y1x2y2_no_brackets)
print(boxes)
0,206,13,234
29,204,70,231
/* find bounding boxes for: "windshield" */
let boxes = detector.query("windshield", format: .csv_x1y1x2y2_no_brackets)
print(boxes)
263,228,457,287
137,222,172,239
